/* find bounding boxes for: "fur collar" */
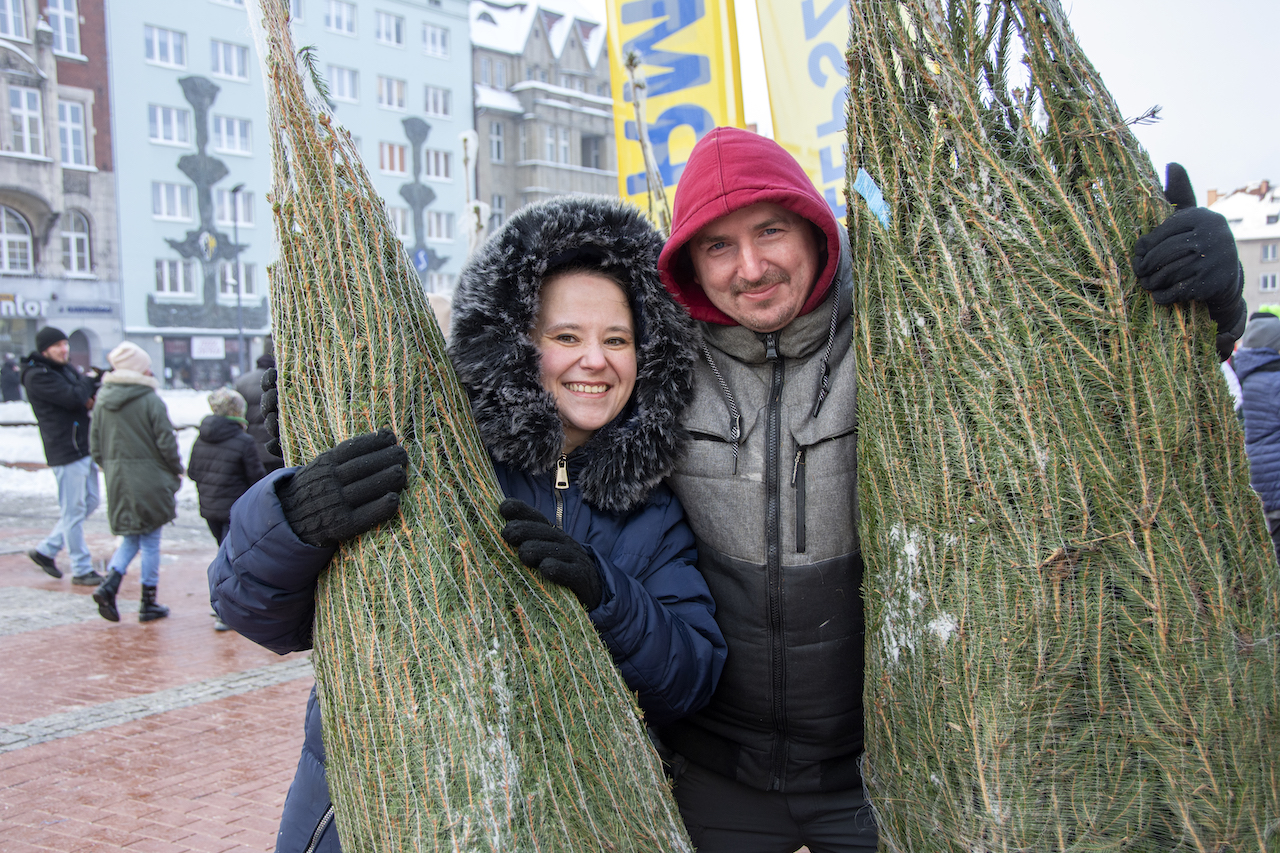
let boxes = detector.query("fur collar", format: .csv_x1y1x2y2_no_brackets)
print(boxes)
449,195,698,514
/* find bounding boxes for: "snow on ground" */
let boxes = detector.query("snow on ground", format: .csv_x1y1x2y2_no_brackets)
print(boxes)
0,389,217,509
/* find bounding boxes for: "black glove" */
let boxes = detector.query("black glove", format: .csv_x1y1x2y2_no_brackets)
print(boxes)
261,367,282,458
277,428,409,548
499,499,602,610
1133,163,1246,359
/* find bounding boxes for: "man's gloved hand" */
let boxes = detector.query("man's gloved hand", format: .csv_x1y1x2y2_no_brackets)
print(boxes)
499,499,602,610
277,428,409,548
261,367,282,458
1133,163,1246,360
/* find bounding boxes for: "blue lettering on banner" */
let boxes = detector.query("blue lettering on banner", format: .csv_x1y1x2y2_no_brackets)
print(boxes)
624,104,716,194
621,0,710,100
797,0,853,220
802,0,846,40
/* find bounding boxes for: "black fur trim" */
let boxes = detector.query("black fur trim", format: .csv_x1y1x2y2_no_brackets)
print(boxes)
449,195,698,514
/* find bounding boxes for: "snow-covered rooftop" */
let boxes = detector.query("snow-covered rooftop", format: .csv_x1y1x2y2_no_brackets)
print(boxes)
475,84,524,114
1210,182,1280,242
469,0,607,67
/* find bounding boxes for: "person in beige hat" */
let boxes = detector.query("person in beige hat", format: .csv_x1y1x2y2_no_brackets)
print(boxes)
89,342,183,622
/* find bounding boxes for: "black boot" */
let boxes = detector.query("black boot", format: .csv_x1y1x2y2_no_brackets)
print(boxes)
139,584,169,622
92,570,123,622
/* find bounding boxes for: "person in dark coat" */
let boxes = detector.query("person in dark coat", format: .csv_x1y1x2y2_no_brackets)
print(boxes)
208,195,726,853
89,341,183,623
235,351,284,473
1,352,22,401
1233,311,1280,564
188,387,266,545
22,326,103,584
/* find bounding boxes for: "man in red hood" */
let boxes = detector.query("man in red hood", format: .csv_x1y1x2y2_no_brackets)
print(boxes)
654,128,1245,853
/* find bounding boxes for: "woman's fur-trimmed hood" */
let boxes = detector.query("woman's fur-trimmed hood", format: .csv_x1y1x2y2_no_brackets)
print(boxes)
449,195,699,514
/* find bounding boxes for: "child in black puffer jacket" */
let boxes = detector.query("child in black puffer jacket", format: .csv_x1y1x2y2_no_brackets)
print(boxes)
189,388,266,546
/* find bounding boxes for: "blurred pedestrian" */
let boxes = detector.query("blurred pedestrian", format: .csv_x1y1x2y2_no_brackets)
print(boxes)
22,326,103,584
1234,311,1280,564
189,388,266,545
235,350,284,473
89,341,184,623
1,352,21,401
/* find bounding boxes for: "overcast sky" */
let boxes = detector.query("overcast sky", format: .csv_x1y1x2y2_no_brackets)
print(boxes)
594,1,1277,206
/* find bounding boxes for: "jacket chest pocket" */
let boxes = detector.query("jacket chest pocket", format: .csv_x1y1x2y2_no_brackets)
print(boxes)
791,426,857,555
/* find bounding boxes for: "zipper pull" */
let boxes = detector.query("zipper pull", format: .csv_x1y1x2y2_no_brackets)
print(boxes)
555,455,569,490
791,448,805,487
764,333,779,361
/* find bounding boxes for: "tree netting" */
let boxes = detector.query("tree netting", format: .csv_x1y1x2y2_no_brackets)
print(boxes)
846,1,1280,850
245,1,692,849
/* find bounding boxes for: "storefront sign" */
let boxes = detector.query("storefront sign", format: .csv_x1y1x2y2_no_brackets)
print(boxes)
0,296,49,318
190,336,227,360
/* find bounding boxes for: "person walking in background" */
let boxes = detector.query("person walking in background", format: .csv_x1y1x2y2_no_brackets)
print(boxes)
89,342,184,623
189,388,266,546
1,352,22,401
22,326,104,585
1232,311,1280,564
235,351,284,474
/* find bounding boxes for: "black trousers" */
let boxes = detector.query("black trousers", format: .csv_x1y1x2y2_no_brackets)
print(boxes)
671,758,879,853
207,518,229,545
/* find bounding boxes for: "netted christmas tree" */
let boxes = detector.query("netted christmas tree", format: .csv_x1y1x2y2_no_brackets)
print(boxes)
244,0,691,849
846,1,1280,850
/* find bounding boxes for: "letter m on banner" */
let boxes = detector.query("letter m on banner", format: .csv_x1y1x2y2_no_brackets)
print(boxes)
605,0,745,219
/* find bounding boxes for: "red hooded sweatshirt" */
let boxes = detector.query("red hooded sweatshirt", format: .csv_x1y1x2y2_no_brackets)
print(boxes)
657,126,842,326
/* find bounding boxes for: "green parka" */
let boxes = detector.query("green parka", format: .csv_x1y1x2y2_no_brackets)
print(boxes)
89,372,182,535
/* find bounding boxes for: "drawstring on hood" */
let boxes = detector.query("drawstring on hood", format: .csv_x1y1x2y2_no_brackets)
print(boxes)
449,195,700,514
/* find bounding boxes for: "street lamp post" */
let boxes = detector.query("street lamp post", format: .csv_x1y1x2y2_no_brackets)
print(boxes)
230,182,245,376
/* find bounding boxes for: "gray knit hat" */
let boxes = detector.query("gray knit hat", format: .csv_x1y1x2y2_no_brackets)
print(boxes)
208,387,247,418
1240,312,1280,353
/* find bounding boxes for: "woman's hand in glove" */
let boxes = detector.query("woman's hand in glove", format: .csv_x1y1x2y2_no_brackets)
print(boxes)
499,499,602,610
277,428,409,548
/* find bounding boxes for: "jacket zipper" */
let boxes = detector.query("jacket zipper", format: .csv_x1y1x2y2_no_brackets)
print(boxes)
791,448,806,554
304,804,335,853
554,454,568,529
764,332,787,790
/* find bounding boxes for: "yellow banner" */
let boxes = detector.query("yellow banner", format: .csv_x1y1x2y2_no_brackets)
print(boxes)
755,0,850,221
605,0,745,215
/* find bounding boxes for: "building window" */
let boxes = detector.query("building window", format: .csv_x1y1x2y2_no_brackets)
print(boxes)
519,124,527,160
215,188,254,226
559,128,570,164
560,74,584,92
1264,243,1278,263
377,76,406,111
60,210,90,275
58,101,88,167
0,0,26,39
325,0,356,34
155,258,195,294
211,40,249,80
327,65,358,102
423,148,450,180
375,11,403,46
544,125,555,161
426,211,453,241
379,142,407,175
145,25,186,68
148,105,191,145
152,182,193,220
480,57,491,86
424,85,450,117
488,194,504,230
494,60,506,89
290,0,303,19
0,206,32,273
1262,274,1279,293
387,205,409,240
9,87,43,156
426,271,454,292
219,260,256,296
489,121,503,162
581,135,602,170
47,0,80,55
212,116,252,154
422,23,448,57
597,82,609,96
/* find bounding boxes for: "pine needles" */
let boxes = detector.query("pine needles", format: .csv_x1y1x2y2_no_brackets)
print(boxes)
247,0,691,848
847,1,1280,850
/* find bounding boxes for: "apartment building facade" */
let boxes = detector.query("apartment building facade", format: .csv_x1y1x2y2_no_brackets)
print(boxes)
108,0,471,388
0,0,120,369
1210,181,1280,314
470,0,615,236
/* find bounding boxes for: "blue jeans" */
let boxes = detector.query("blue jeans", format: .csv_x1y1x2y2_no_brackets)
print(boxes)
107,527,163,587
37,456,100,576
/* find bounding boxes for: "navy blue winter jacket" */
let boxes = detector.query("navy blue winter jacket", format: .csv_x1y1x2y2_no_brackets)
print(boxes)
1235,346,1280,511
209,458,724,852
